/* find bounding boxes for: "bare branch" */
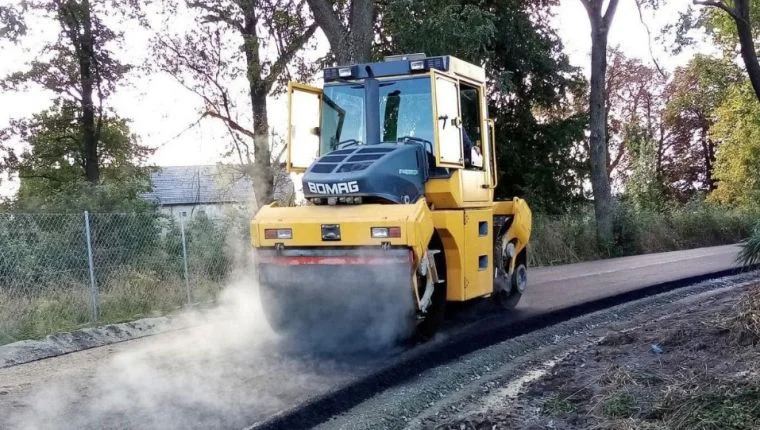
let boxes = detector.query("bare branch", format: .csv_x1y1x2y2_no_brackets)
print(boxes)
186,0,244,31
203,110,255,139
634,0,667,78
263,23,318,90
693,0,742,22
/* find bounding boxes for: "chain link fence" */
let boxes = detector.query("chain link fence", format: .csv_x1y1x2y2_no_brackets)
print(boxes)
0,211,250,345
2,202,756,345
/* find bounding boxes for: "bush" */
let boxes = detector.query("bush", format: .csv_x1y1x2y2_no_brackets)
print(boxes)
0,208,251,345
738,223,760,267
530,200,759,266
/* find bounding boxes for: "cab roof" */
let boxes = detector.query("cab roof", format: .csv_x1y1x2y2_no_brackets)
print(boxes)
323,54,486,85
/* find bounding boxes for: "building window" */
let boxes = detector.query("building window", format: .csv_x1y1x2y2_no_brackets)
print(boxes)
180,211,187,217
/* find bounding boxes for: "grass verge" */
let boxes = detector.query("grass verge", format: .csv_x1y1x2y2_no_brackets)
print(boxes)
530,203,758,266
0,270,224,345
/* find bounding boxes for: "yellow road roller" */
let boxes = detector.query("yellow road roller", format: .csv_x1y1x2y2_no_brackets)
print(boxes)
251,54,531,345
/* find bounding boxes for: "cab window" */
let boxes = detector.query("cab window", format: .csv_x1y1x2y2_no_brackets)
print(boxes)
459,83,483,170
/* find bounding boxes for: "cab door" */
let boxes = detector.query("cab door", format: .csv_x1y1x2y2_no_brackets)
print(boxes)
431,71,464,168
287,83,323,173
459,82,491,204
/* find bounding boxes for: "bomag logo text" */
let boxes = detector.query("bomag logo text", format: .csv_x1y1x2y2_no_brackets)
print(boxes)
307,181,360,195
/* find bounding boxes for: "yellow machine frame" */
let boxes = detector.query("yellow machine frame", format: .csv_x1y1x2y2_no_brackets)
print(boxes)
252,56,532,305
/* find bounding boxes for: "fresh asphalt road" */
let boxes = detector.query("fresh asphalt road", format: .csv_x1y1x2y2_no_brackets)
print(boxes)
525,244,744,312
0,244,747,430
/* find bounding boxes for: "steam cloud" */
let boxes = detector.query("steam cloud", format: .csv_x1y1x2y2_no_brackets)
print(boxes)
5,235,414,429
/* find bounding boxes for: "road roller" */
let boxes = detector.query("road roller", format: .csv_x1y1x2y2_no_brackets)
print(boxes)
251,54,532,346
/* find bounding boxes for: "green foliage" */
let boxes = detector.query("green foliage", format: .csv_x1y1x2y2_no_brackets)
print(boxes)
530,200,758,266
2,102,155,212
710,82,760,207
542,395,577,416
380,0,588,213
0,209,244,344
668,1,760,55
663,55,744,200
664,384,760,430
602,392,637,418
624,123,667,212
380,0,497,60
695,1,760,53
738,223,760,267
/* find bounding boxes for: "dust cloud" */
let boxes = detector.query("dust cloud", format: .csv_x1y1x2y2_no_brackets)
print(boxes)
5,235,414,429
261,251,419,356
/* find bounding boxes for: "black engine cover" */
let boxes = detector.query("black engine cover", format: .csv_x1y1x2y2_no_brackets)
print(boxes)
302,143,428,204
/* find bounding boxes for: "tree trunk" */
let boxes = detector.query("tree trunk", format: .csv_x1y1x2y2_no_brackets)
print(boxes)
306,0,374,64
734,0,760,102
251,87,273,207
76,0,99,184
656,121,664,176
584,0,616,247
700,126,715,191
242,10,273,209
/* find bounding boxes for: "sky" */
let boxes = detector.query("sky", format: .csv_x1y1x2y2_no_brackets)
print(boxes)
0,0,710,197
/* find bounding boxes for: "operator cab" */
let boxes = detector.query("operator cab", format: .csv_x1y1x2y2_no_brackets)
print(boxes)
287,54,498,209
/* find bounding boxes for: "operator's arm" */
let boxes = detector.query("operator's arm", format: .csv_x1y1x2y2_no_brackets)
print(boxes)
462,129,472,166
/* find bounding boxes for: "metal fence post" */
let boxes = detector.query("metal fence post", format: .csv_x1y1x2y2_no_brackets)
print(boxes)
83,210,99,322
180,216,191,304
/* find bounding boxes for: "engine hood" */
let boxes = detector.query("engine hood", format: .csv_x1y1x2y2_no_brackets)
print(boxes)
301,143,428,204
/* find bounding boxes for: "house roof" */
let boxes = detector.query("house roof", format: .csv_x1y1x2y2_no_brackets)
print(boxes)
142,165,256,206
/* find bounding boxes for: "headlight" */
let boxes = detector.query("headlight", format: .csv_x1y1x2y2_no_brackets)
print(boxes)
264,228,292,239
371,227,401,238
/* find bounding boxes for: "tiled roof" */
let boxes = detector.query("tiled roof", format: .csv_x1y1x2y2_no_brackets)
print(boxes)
142,165,255,206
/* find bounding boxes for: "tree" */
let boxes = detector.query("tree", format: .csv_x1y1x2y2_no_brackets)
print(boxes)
709,82,760,207
0,1,137,185
604,48,668,190
380,0,589,212
662,55,743,199
624,122,666,211
679,0,760,102
153,0,318,208
306,0,375,64
602,49,672,210
580,0,619,245
1,101,154,211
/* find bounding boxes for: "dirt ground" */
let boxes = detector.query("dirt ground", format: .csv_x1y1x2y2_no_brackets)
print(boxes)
426,283,760,430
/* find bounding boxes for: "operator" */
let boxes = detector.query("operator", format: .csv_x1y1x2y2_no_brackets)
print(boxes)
462,127,482,169
463,127,473,165
471,145,483,168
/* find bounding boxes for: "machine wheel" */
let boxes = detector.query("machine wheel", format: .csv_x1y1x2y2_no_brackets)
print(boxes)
258,282,294,334
415,246,447,342
492,237,525,310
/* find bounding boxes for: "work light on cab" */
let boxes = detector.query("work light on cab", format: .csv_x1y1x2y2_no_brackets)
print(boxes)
264,228,292,240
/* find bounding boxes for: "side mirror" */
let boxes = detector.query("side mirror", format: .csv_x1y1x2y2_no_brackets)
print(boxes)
310,126,320,136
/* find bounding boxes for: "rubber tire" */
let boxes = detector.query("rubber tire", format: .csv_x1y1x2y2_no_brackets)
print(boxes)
415,250,447,342
492,238,524,310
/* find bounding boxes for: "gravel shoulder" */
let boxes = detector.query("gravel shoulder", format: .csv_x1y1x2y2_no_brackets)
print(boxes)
317,271,760,430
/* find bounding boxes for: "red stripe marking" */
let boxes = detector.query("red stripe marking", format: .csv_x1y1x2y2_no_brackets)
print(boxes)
258,255,411,266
